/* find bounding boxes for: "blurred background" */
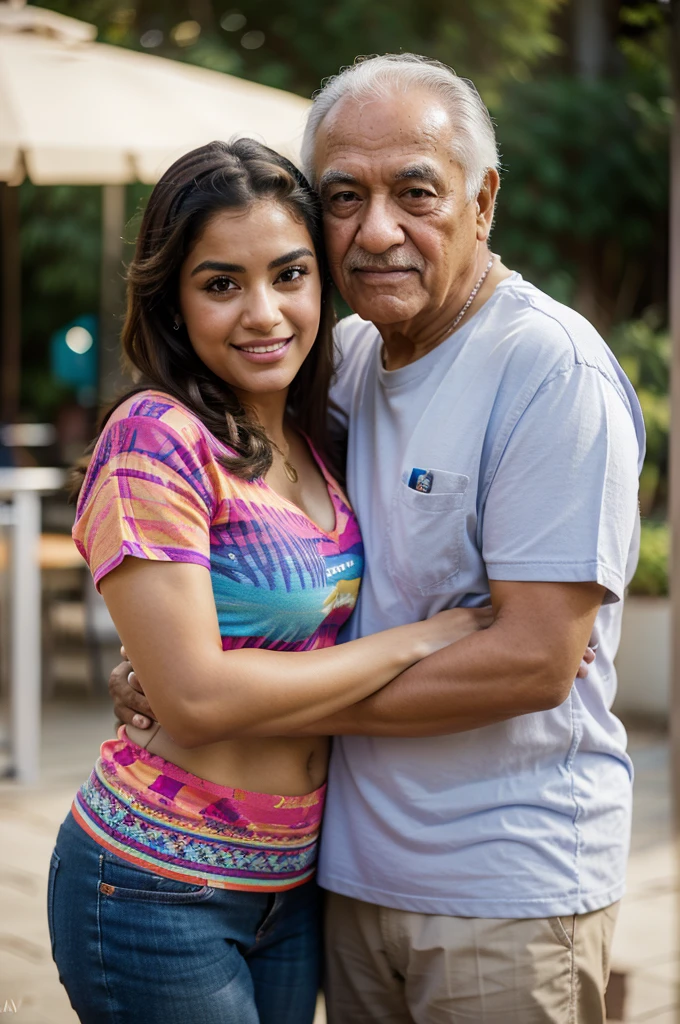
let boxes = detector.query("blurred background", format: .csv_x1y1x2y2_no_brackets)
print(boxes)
0,1,676,1022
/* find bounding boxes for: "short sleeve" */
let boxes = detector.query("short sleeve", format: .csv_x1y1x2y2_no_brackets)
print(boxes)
482,365,642,603
73,410,216,591
329,315,378,437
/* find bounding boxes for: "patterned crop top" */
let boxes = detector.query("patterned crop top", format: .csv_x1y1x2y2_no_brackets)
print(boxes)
73,391,364,649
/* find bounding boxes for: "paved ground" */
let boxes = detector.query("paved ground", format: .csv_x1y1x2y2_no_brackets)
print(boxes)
0,700,676,1023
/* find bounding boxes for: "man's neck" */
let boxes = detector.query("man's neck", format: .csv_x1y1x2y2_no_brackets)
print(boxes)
378,258,514,372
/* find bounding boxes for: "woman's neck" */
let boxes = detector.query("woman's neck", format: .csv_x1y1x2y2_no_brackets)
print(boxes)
233,387,290,449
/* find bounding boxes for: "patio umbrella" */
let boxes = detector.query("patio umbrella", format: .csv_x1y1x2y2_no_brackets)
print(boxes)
0,0,311,412
0,3,310,184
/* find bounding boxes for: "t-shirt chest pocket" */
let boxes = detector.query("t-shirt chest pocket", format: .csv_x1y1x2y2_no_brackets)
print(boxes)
387,470,470,595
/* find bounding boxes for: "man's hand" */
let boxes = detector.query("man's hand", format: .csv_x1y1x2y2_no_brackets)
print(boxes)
109,647,155,730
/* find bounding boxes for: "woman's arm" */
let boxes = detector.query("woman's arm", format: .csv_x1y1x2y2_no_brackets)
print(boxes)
100,557,491,748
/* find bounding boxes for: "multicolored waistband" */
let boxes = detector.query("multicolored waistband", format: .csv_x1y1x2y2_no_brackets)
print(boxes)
72,727,325,892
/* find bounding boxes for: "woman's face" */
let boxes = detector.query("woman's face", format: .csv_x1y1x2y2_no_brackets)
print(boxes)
178,200,322,400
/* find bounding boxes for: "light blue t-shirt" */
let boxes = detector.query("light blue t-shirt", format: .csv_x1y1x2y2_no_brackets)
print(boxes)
318,273,645,918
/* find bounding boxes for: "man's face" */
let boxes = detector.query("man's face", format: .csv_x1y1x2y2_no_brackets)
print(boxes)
314,88,487,327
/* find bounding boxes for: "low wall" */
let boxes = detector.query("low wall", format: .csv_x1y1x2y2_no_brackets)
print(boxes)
613,597,670,721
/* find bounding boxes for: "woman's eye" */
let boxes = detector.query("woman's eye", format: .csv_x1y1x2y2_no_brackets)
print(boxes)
206,276,236,293
277,266,308,284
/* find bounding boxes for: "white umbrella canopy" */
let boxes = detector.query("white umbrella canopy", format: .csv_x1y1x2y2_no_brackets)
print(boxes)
0,2,311,186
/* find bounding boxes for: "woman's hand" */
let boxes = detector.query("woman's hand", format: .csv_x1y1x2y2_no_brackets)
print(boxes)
417,607,596,677
416,606,495,657
577,645,596,679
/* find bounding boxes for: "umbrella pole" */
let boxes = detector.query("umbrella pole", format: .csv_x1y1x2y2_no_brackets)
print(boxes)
0,183,21,424
98,184,126,406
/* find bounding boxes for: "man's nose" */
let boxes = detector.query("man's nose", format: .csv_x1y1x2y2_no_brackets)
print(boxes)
240,285,283,333
355,197,406,254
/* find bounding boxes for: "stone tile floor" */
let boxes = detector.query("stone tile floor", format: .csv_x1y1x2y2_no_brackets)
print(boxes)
0,700,676,1022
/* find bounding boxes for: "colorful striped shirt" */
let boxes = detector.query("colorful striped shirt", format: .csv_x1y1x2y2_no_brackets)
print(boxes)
71,390,363,890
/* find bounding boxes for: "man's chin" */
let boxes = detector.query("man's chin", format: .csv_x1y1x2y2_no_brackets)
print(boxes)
347,296,425,325
340,283,424,323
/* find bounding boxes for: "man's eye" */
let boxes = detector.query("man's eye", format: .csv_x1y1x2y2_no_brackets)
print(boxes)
331,191,360,203
206,276,236,293
404,188,435,199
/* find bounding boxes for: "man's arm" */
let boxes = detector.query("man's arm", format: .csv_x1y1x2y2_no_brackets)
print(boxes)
289,579,604,737
110,581,599,736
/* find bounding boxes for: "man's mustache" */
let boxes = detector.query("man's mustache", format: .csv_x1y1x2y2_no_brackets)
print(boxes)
343,249,425,273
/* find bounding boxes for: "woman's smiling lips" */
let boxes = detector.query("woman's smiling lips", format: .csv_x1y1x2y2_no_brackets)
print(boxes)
231,337,294,363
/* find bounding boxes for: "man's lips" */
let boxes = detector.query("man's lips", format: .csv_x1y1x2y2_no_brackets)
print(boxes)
351,267,419,285
352,267,418,274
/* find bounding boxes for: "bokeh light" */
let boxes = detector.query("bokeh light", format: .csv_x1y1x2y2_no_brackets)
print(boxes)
241,30,265,50
171,20,201,47
65,326,94,355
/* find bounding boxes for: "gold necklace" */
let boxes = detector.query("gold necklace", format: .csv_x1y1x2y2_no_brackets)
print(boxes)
282,458,298,484
274,439,299,483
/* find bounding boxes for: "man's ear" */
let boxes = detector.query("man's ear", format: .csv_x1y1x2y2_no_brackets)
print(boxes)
475,169,500,242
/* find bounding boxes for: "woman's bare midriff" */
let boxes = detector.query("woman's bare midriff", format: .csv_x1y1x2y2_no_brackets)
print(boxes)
124,723,330,795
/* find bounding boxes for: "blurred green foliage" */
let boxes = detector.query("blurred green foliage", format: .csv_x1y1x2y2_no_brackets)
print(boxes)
49,0,565,97
608,317,669,516
629,520,668,597
491,70,670,322
16,0,673,525
18,181,150,414
19,184,101,415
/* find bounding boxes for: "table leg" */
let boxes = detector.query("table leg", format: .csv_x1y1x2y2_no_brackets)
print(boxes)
10,490,41,784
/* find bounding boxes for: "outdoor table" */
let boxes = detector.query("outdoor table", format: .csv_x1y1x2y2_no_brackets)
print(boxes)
0,467,66,783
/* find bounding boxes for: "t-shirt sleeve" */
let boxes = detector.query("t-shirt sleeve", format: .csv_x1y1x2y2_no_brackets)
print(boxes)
73,412,216,591
328,315,376,438
482,364,641,603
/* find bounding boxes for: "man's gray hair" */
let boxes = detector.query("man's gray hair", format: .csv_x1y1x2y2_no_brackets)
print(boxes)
301,53,499,202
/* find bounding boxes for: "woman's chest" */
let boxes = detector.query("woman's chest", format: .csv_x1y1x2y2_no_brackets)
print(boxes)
207,499,364,646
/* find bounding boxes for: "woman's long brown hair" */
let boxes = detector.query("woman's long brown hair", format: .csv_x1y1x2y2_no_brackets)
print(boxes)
75,138,336,491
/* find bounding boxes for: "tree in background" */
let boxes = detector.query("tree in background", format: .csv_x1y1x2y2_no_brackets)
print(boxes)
20,0,565,414
19,0,672,519
492,1,670,335
46,0,564,97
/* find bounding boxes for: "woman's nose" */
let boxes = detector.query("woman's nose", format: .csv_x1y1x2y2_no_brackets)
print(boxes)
240,287,284,334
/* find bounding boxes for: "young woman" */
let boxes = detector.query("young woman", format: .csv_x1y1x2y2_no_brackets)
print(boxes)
47,139,491,1024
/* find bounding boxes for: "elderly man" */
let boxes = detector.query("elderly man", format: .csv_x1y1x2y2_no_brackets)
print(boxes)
112,54,644,1023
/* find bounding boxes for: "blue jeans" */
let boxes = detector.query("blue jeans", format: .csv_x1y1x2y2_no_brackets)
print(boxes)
48,812,321,1024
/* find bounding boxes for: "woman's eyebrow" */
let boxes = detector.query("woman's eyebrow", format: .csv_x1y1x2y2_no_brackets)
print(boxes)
190,249,313,277
268,247,314,270
191,260,245,276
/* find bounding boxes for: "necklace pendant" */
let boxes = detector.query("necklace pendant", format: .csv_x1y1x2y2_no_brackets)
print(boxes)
283,460,299,484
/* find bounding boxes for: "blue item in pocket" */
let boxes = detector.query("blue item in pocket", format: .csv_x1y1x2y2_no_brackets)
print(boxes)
408,468,433,493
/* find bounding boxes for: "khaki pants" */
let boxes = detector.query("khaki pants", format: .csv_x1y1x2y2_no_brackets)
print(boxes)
324,892,619,1024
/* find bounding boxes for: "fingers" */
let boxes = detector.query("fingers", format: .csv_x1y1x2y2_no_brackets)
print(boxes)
131,713,153,729
108,658,155,728
114,702,153,730
128,670,145,694
582,647,596,664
